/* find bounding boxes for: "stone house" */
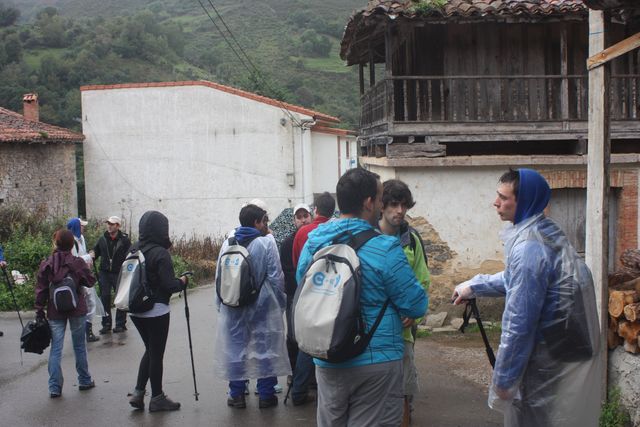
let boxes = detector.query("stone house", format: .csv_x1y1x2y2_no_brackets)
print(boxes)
0,94,83,217
80,80,357,237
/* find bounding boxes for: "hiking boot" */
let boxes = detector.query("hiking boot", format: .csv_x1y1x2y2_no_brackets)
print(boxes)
112,326,127,333
258,395,278,409
292,394,313,406
79,381,95,391
149,393,180,412
129,389,145,410
86,324,100,342
99,326,112,335
226,394,247,409
49,391,61,398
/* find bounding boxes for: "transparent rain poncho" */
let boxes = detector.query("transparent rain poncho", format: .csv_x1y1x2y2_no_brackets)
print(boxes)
214,235,291,381
459,213,602,427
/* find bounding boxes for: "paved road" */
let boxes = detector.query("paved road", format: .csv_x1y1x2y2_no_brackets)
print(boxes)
0,285,501,426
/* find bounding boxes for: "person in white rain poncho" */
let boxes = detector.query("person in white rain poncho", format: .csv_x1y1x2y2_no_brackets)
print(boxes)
215,203,290,409
452,168,602,427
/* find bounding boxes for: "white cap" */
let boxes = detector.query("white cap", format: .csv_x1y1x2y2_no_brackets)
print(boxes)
106,216,121,225
293,203,311,215
79,218,88,226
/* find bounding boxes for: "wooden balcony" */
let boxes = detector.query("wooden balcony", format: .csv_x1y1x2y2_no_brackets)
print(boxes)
360,75,640,143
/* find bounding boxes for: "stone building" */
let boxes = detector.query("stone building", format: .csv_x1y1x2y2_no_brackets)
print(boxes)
0,94,84,217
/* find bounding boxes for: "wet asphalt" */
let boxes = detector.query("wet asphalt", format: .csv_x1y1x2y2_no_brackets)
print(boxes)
0,285,501,426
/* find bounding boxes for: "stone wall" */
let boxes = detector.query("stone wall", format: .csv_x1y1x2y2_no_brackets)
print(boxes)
608,347,640,425
0,141,78,217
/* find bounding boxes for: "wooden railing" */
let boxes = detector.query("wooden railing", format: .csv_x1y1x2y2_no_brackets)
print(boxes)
360,75,640,127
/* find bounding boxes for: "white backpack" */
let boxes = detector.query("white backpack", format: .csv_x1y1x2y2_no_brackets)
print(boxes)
114,248,154,313
292,229,389,363
216,236,260,307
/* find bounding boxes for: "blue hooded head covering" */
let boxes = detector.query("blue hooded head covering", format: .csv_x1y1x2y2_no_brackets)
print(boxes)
514,169,551,224
66,218,81,239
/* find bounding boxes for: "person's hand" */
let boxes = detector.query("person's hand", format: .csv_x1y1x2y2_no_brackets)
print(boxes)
89,250,95,259
401,317,415,328
495,386,514,400
36,309,46,321
180,275,189,288
452,280,474,305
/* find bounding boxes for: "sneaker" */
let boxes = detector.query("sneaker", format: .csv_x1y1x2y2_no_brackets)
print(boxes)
79,381,95,391
99,326,112,335
149,393,180,412
292,394,313,406
227,394,247,409
87,330,100,342
112,326,127,333
129,389,145,410
49,391,61,398
258,395,278,409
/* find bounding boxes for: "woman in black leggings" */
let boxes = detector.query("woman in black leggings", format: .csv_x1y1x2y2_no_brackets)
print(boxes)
128,211,187,412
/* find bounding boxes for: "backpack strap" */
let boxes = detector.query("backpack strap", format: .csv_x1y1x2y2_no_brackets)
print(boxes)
366,299,390,338
348,229,380,252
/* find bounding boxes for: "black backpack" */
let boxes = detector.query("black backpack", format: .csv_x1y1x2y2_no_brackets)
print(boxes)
49,273,79,313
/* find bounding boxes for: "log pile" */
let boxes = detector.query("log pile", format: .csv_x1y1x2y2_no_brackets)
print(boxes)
608,249,640,353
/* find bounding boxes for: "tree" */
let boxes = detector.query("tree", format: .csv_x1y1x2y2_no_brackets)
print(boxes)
3,33,21,63
0,2,19,27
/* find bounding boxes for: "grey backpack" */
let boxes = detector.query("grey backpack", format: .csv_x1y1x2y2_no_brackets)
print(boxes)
216,236,260,307
292,229,389,363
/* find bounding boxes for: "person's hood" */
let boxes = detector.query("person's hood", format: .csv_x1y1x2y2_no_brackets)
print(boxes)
304,218,373,255
514,168,551,225
66,218,81,239
138,211,172,249
43,250,75,282
234,226,262,245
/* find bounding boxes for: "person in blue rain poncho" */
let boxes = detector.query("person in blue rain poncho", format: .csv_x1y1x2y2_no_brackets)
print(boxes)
453,168,602,427
215,203,290,409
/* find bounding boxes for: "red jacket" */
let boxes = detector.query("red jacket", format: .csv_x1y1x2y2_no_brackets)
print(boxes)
35,250,96,320
292,215,330,268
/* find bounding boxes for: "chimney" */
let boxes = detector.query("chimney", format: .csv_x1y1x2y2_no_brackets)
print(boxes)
23,93,39,122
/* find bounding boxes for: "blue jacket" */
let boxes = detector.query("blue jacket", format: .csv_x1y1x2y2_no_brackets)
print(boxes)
296,218,428,368
0,245,4,262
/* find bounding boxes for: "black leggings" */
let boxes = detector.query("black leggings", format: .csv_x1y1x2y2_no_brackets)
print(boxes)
131,313,170,397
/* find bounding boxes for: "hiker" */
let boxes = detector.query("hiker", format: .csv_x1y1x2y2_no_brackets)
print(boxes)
127,210,189,412
67,217,102,342
452,169,601,427
289,191,335,406
379,179,430,426
296,168,428,426
215,204,290,409
90,216,131,334
34,229,97,398
280,203,313,374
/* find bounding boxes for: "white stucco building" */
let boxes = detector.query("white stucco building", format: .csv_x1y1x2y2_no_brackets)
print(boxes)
80,80,357,237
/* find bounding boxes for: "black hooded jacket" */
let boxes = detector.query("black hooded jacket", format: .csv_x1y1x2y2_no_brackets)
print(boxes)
133,211,184,305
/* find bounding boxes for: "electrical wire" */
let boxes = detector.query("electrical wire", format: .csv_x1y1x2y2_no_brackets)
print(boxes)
195,0,303,127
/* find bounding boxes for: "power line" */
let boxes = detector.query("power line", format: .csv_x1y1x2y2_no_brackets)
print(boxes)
195,0,303,127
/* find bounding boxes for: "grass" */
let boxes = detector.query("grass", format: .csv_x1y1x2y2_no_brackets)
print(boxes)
23,47,69,68
600,388,631,427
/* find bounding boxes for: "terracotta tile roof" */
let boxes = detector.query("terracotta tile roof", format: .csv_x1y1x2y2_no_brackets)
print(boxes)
341,0,588,63
81,80,341,124
0,106,84,143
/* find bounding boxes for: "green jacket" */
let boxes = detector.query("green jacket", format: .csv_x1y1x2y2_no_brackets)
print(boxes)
401,228,430,343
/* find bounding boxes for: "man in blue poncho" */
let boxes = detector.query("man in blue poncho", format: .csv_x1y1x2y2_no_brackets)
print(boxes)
215,203,290,410
453,168,602,427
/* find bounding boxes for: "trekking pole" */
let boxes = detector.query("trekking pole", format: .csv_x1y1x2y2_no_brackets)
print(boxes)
459,298,495,368
1,265,24,329
180,271,199,401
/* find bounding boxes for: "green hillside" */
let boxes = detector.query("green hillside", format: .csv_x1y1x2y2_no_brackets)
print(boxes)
0,0,367,129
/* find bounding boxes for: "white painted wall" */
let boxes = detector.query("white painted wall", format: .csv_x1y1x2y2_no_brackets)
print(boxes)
374,166,508,267
311,132,339,194
81,85,345,237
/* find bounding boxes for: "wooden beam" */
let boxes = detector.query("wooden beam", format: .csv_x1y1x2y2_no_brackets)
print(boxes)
561,26,570,120
586,9,609,407
369,50,375,87
359,63,365,96
587,32,640,70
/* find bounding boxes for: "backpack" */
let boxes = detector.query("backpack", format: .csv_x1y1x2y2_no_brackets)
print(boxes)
400,225,429,268
114,248,155,313
49,274,79,313
216,236,260,307
292,229,389,363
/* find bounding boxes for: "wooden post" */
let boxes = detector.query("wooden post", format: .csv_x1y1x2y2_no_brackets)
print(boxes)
359,63,365,96
561,26,570,120
385,23,394,124
369,50,375,88
586,9,609,406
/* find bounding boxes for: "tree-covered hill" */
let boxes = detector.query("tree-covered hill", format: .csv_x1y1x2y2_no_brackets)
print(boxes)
0,0,367,130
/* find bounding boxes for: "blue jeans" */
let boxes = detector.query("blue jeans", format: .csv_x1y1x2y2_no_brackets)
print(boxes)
291,351,314,401
48,316,92,394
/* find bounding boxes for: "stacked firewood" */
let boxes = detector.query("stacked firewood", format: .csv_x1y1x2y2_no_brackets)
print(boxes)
608,249,640,353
